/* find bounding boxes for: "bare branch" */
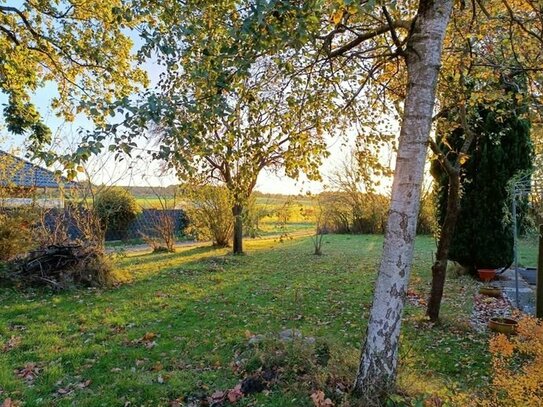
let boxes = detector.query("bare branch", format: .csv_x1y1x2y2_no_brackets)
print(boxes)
325,19,412,58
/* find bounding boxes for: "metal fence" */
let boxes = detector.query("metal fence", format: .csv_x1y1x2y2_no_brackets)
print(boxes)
39,208,188,241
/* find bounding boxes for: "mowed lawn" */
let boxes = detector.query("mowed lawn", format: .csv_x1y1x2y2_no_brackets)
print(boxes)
1,235,491,406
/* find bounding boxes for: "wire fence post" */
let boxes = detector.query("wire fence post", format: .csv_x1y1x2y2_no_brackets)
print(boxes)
537,224,543,318
512,184,520,308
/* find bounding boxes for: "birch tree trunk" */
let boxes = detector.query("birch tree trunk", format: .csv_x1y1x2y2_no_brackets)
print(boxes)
354,0,454,400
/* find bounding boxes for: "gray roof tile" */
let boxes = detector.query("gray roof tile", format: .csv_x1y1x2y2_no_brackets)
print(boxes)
0,151,78,189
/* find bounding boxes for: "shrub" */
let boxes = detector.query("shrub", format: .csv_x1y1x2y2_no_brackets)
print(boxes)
417,191,437,235
0,210,37,261
319,191,388,234
183,184,233,247
483,315,543,406
319,192,352,234
301,195,326,255
94,188,139,240
141,210,181,253
243,195,270,238
273,199,295,242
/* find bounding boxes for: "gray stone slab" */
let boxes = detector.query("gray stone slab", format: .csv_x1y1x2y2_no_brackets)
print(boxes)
491,269,536,315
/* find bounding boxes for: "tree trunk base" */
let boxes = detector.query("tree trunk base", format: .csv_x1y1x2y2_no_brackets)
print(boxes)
427,262,447,323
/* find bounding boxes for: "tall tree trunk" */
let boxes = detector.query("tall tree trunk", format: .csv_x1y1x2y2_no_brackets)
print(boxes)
232,203,244,255
426,103,476,322
354,0,453,400
427,170,460,322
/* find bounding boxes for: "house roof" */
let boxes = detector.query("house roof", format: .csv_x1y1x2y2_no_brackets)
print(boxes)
0,151,78,189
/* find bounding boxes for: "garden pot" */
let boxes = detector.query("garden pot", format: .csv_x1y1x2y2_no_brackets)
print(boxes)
488,317,518,335
478,268,496,282
479,285,502,298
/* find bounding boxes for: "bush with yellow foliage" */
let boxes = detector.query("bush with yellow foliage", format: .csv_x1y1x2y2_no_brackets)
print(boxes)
484,315,543,406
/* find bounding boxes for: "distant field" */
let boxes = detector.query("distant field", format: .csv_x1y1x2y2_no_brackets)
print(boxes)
134,197,180,209
134,194,313,210
134,194,316,233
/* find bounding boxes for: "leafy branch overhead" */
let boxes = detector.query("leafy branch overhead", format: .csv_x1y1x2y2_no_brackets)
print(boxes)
0,1,147,154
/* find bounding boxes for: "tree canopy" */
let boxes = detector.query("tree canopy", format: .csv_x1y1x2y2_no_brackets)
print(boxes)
0,0,147,153
91,1,356,253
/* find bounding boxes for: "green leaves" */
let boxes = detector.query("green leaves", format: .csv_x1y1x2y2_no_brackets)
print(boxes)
0,0,146,152
97,1,346,206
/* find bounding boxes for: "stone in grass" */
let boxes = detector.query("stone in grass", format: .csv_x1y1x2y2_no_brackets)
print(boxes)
279,329,315,344
279,329,301,341
305,336,316,345
248,334,265,346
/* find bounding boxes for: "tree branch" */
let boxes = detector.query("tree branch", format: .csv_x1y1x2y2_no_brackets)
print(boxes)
326,19,412,58
382,6,405,56
0,25,20,45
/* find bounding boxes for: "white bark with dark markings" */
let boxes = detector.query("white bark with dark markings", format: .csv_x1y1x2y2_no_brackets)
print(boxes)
354,0,454,399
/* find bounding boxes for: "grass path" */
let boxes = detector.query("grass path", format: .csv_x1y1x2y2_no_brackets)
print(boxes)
1,234,490,406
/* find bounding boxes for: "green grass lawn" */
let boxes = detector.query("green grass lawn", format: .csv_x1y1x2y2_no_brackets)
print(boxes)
1,234,492,406
518,236,540,267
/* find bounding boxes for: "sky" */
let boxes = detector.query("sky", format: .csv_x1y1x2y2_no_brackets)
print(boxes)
0,23,398,196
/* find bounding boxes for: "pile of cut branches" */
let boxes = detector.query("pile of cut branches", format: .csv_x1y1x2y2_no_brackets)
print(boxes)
6,244,111,289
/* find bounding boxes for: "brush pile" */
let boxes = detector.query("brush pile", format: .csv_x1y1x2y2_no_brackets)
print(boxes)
6,244,111,289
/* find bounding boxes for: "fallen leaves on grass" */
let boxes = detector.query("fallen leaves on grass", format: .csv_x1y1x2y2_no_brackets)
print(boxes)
142,332,157,341
227,384,243,403
174,372,272,406
15,363,40,384
210,390,225,402
422,395,444,407
125,332,158,349
1,336,21,353
56,379,91,397
311,390,334,407
2,398,21,407
407,290,427,307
